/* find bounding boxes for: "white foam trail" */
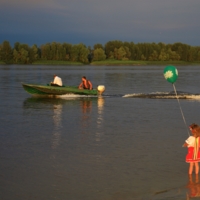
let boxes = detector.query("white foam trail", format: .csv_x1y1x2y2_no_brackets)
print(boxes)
189,95,200,100
123,93,142,98
123,93,200,100
57,94,97,99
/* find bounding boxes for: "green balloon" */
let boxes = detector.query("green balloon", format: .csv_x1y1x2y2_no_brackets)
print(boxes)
163,65,178,84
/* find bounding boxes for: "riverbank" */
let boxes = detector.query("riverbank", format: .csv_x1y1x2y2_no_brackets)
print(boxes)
1,60,200,66
90,60,200,66
31,60,200,65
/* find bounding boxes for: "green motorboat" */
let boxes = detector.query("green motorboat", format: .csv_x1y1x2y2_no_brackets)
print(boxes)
22,83,105,97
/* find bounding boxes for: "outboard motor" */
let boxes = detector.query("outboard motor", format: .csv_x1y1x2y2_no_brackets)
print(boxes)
97,85,105,95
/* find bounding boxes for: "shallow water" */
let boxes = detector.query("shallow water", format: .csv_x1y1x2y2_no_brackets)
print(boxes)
1,65,200,200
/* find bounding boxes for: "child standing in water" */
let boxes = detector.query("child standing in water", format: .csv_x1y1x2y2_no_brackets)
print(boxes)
183,123,200,174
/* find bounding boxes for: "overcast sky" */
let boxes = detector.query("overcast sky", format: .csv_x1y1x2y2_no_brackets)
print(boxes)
0,0,200,47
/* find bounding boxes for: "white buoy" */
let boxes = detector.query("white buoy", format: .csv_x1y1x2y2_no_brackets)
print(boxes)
97,85,105,95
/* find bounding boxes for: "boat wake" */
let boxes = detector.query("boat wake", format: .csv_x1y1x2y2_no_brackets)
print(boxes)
30,93,99,99
123,91,200,100
58,94,98,98
26,91,200,100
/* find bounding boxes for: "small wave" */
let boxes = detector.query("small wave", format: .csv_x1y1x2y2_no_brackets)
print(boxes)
123,91,200,99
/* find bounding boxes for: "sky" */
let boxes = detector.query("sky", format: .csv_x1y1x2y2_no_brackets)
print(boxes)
0,0,200,47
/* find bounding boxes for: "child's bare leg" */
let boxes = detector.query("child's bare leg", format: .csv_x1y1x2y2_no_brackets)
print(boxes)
195,162,199,174
189,163,194,174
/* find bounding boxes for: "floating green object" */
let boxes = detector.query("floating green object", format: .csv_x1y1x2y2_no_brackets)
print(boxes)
163,65,178,84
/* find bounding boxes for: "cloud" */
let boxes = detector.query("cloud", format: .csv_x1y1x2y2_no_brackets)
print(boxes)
0,0,200,46
0,0,61,10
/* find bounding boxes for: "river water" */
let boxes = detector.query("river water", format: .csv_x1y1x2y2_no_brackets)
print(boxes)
1,65,200,200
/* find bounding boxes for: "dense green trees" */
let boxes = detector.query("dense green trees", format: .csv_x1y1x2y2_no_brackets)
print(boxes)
0,40,200,64
0,41,13,63
92,48,106,61
13,43,32,64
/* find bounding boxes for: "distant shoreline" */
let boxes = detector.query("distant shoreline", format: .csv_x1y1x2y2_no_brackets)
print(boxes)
89,60,200,66
0,60,200,66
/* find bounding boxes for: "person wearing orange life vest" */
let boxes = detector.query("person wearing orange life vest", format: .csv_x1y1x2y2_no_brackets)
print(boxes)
78,76,92,90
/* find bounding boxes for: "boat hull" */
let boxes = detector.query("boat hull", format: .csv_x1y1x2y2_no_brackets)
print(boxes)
22,83,99,96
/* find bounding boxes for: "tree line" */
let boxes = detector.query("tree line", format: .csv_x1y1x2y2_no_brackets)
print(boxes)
0,40,200,64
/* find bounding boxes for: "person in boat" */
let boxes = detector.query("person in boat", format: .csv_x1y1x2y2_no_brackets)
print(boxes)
78,76,92,90
50,75,63,87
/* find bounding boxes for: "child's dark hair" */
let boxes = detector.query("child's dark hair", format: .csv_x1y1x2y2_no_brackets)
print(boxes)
190,123,200,137
190,123,198,130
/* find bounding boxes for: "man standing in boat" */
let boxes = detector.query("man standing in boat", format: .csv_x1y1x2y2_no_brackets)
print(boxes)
78,76,92,90
50,75,63,87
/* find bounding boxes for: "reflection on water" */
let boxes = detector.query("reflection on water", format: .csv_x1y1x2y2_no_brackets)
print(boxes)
97,97,104,116
23,97,64,150
52,104,62,149
79,97,105,143
80,99,92,134
81,99,92,114
153,175,200,199
23,97,67,108
96,97,105,142
187,175,200,199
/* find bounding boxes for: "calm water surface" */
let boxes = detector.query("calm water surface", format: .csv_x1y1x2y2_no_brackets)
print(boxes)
1,65,200,200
